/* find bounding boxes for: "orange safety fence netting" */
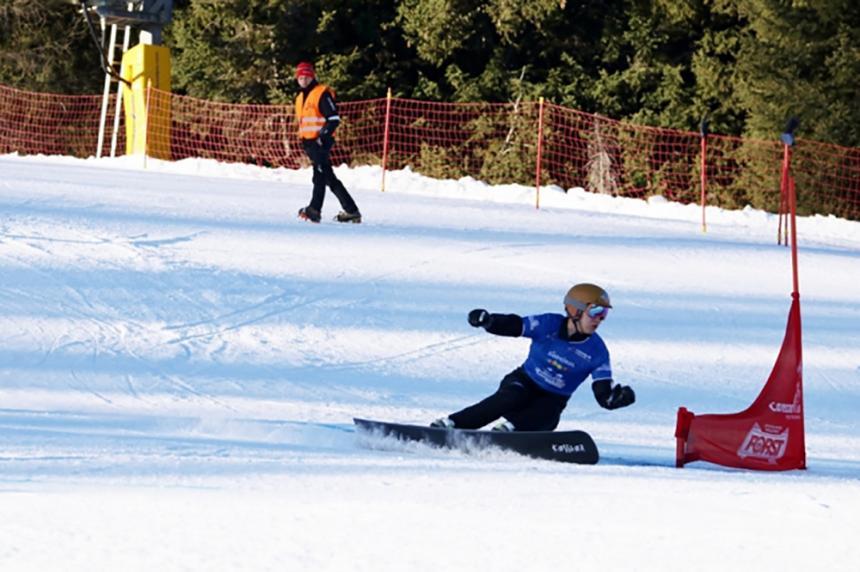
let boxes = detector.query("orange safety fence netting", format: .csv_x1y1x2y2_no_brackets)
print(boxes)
2,83,859,221
0,83,124,158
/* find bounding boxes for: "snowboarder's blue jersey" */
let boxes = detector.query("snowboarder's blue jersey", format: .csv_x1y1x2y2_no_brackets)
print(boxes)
520,313,612,396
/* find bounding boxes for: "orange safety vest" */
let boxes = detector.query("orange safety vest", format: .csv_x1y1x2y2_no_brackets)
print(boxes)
295,84,335,139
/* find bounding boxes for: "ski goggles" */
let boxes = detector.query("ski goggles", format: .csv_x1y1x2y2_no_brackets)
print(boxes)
565,296,611,319
587,304,610,319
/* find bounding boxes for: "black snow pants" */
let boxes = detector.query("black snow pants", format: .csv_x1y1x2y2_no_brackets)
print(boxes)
449,367,570,431
303,138,359,214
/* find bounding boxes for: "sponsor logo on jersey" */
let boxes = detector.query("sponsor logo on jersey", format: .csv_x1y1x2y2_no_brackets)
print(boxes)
537,371,565,389
737,423,789,463
548,350,576,368
574,349,592,361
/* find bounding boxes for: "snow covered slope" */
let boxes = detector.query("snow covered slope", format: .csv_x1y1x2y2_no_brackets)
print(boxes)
1,154,859,571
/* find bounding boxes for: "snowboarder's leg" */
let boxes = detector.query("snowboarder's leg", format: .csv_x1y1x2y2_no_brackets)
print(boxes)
505,391,569,431
449,369,532,429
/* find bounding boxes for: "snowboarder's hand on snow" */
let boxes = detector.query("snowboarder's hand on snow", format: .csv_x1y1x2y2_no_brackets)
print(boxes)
468,308,491,329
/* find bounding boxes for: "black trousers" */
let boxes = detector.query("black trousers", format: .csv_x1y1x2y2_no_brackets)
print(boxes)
303,139,359,214
449,367,570,431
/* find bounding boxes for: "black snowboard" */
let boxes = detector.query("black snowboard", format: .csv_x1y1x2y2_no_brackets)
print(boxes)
354,418,599,464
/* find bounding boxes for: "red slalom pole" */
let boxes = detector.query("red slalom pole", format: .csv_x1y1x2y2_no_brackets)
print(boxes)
778,118,799,247
789,174,800,295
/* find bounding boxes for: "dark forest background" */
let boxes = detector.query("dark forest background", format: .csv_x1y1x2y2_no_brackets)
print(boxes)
2,0,859,147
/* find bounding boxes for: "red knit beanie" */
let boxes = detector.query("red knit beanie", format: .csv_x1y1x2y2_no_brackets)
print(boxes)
295,62,315,79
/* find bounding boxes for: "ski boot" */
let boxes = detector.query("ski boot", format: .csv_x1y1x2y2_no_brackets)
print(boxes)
430,417,455,429
334,210,362,224
298,206,321,223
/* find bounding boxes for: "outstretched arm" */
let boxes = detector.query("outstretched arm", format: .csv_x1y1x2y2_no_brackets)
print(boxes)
468,309,523,337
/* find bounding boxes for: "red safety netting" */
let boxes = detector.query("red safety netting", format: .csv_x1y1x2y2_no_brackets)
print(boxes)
380,98,540,185
3,82,859,221
147,89,390,171
543,104,860,219
544,104,703,201
149,88,295,167
0,83,123,158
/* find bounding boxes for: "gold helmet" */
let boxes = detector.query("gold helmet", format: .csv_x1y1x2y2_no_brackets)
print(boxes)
564,283,612,313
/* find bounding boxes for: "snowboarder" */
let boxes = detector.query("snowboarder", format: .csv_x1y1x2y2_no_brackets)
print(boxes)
432,283,635,432
294,61,361,224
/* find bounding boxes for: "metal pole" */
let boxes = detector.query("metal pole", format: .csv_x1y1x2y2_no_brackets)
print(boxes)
143,78,152,169
96,20,118,158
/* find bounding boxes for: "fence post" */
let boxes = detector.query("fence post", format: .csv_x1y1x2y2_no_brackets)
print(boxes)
534,96,545,209
143,78,152,169
381,87,392,192
700,118,709,233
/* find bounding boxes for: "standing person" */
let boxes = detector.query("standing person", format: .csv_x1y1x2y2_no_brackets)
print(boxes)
294,61,361,224
432,283,635,432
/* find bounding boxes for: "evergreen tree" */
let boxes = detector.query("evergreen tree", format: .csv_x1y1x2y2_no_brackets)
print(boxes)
168,0,410,103
735,0,860,146
1,0,857,148
587,1,698,128
397,0,719,133
689,0,747,136
0,0,102,93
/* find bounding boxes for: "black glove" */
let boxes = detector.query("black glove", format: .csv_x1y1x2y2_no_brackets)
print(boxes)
317,133,334,148
592,380,635,410
468,308,492,329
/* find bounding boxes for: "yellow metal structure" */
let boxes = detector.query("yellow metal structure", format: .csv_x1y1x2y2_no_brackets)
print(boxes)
121,44,171,158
